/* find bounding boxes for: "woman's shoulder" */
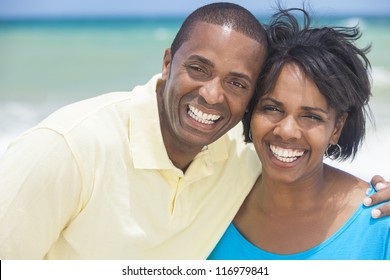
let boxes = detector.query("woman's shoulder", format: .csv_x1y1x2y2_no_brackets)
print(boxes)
326,164,370,189
325,164,369,211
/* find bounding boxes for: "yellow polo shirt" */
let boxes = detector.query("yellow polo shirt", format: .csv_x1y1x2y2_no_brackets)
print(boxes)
0,74,261,259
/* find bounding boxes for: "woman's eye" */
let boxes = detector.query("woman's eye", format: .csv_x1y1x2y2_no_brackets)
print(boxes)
263,105,280,112
304,114,323,122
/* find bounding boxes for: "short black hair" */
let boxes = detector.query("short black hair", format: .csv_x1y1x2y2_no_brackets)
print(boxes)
170,2,268,58
243,8,373,161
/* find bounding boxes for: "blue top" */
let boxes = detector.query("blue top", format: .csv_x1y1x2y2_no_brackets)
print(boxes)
208,185,390,260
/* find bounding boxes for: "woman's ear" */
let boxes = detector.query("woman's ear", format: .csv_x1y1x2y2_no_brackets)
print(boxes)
330,112,348,144
161,48,172,80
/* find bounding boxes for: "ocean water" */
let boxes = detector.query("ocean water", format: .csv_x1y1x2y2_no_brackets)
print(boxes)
0,16,390,181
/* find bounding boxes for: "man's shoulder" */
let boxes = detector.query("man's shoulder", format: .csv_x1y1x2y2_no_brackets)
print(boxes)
38,74,162,135
38,91,133,134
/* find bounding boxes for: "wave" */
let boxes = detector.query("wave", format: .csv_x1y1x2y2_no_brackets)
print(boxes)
0,101,60,156
371,66,390,88
341,17,366,28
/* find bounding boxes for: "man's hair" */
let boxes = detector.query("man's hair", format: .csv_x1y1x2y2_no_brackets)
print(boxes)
243,8,373,161
170,2,268,58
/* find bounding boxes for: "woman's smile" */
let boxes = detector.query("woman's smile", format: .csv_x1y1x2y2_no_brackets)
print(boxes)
269,144,306,163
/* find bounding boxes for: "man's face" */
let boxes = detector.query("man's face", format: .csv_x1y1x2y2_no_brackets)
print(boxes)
158,22,266,152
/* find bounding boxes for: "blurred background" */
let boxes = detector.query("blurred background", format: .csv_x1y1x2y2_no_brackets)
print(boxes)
0,0,389,181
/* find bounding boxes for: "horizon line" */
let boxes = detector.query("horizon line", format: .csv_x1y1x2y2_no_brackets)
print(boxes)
1,12,390,21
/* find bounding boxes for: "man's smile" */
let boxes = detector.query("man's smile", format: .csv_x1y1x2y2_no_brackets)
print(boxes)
187,105,221,125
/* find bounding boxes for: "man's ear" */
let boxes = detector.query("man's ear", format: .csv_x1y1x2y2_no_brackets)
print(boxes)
330,112,348,144
162,48,172,80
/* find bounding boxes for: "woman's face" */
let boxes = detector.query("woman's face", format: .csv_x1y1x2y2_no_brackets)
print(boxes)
250,63,346,184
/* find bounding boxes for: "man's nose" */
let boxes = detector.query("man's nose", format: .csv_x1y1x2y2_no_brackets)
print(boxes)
199,78,225,105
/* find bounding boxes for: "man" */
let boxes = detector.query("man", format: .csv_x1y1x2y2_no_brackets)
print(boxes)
0,2,388,260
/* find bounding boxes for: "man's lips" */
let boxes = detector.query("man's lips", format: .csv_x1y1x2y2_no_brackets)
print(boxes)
187,105,221,125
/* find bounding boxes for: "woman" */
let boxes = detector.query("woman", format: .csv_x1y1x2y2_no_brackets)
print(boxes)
208,8,390,260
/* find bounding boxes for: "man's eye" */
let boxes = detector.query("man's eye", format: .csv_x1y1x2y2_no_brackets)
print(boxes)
189,65,203,72
185,64,210,79
185,64,205,73
231,81,246,89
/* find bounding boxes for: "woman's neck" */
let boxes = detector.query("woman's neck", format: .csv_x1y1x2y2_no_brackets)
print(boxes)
253,164,337,214
233,164,367,254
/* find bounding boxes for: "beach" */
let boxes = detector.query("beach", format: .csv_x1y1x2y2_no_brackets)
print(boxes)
1,16,390,181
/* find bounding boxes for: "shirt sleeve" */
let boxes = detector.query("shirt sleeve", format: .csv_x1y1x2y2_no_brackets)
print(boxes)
0,128,83,259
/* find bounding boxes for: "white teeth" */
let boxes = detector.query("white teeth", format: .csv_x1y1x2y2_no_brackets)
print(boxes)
270,144,305,163
188,105,221,124
274,155,296,163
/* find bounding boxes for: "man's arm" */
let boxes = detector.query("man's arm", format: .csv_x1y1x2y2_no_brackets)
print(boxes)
0,128,83,259
365,175,390,218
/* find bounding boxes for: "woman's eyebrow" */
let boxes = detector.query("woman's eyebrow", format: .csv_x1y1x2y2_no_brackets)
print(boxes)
301,106,329,115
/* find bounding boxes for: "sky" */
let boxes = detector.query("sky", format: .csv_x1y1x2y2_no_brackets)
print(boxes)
0,0,389,19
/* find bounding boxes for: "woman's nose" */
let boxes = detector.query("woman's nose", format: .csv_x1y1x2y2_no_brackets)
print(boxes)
273,115,301,140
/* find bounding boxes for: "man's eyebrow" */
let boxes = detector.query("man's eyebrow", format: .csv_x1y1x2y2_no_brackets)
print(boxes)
188,55,214,67
188,54,252,83
229,72,252,83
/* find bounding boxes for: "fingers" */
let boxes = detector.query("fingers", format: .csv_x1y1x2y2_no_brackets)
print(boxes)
364,184,390,219
370,175,390,191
